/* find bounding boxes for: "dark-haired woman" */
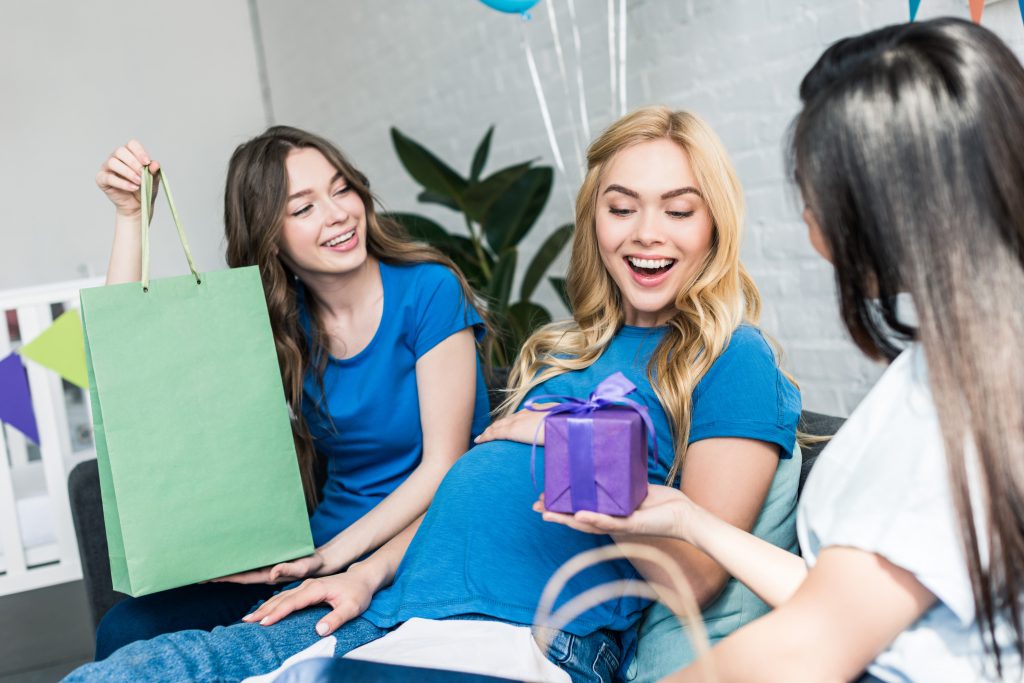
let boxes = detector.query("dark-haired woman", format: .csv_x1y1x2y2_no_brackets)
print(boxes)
540,17,1024,682
91,130,490,659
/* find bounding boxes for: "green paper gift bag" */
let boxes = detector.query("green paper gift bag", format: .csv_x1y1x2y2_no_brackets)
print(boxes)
80,167,313,597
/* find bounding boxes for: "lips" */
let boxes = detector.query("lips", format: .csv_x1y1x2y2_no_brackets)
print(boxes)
625,255,675,276
321,229,356,248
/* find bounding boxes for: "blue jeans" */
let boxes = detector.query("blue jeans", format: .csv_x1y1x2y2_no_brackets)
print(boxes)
66,608,622,683
94,581,279,660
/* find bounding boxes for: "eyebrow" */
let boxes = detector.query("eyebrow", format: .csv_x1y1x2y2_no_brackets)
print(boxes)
603,184,703,200
287,172,346,202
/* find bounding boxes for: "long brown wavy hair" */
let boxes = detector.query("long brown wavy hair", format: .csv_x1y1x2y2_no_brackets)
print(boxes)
792,18,1024,672
224,126,485,509
500,107,763,485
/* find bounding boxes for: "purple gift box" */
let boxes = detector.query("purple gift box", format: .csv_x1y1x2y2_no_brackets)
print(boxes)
529,372,654,516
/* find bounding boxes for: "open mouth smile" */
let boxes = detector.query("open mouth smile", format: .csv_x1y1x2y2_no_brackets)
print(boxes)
321,229,357,250
625,256,676,276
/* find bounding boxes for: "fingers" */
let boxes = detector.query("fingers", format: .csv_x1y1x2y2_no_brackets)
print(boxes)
125,139,152,167
95,169,140,193
243,579,326,626
315,600,363,636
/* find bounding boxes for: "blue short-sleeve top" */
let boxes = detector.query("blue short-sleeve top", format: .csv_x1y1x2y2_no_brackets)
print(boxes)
363,323,800,635
300,261,490,547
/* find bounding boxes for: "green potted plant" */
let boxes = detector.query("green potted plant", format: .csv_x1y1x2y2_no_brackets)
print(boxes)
389,126,574,366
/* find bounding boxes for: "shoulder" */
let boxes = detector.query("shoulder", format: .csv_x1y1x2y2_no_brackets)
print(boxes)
689,324,801,450
697,324,783,390
384,261,467,309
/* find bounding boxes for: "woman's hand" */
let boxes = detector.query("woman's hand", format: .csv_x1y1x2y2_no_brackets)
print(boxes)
533,484,698,543
241,568,377,636
207,551,327,585
473,403,557,446
95,140,159,217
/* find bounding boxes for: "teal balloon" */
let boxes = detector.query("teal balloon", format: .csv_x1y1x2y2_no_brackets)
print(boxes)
479,0,541,14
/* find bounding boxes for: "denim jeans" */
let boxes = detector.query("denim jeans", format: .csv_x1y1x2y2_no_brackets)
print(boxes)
94,581,279,660
65,607,622,683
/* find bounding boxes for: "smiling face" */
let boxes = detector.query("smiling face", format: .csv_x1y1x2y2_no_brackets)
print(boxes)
277,147,368,281
595,138,715,327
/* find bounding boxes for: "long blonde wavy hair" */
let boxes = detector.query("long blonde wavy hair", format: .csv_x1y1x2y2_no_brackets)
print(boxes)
500,107,761,485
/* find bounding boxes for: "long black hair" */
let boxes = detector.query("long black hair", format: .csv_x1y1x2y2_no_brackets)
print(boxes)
791,18,1024,674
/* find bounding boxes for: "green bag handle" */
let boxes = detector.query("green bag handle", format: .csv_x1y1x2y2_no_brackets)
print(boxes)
140,165,201,292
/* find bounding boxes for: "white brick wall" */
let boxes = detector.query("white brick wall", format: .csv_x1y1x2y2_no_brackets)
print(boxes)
257,0,1024,416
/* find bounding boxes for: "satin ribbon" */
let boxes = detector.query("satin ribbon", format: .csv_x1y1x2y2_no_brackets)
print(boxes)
525,372,657,508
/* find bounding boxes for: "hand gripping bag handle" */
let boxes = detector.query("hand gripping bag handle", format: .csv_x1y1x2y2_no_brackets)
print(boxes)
139,165,201,292
533,541,717,682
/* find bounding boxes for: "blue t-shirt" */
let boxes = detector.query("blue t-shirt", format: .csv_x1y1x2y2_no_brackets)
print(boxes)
301,261,490,547
364,323,801,635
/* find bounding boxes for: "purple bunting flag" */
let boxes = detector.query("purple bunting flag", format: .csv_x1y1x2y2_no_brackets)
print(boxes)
0,352,39,444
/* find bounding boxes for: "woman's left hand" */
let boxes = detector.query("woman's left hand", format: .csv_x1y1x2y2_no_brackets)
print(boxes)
533,485,697,542
207,550,327,585
473,403,557,446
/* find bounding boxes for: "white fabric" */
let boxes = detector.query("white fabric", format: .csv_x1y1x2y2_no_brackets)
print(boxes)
242,635,336,683
797,345,1021,682
344,618,571,683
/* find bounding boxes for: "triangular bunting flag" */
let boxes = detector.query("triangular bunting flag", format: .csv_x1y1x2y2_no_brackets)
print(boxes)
969,0,984,23
0,352,40,444
909,0,922,21
1020,0,1023,26
18,309,88,389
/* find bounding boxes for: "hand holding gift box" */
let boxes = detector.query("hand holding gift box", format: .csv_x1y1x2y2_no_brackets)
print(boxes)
527,372,657,516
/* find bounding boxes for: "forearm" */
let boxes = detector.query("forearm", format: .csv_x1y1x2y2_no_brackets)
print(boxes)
106,211,143,284
318,460,448,572
614,534,730,608
665,608,820,683
345,514,425,592
684,503,806,608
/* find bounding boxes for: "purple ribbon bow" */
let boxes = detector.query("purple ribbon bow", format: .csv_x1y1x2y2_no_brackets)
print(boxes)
525,372,658,510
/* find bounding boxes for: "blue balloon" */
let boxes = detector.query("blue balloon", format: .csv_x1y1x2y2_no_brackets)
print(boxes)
478,0,541,14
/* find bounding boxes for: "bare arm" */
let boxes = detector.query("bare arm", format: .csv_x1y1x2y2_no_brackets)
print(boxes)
666,546,937,682
96,140,158,284
614,438,783,606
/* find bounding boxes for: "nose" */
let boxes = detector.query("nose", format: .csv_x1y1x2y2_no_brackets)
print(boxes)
325,195,350,224
631,210,665,247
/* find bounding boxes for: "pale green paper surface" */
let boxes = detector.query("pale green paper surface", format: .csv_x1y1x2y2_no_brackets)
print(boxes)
80,266,313,597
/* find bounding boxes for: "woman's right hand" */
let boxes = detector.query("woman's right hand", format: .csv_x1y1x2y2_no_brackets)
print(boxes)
240,567,377,637
95,140,159,217
534,484,700,543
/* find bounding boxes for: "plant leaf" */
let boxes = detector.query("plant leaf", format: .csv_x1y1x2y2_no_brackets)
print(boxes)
470,126,494,182
520,222,574,301
488,248,518,313
462,161,533,223
386,212,485,287
417,190,460,212
483,166,553,253
391,127,467,204
549,276,571,314
507,301,552,342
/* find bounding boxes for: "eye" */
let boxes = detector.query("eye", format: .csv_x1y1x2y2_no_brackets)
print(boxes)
666,210,695,219
291,204,313,218
609,207,634,217
333,184,350,197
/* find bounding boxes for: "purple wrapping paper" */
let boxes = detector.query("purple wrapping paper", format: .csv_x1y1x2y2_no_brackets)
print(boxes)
544,405,648,515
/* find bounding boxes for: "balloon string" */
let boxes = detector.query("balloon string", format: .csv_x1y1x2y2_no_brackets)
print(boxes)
546,0,584,181
607,0,617,117
521,21,575,214
565,0,591,145
618,0,627,116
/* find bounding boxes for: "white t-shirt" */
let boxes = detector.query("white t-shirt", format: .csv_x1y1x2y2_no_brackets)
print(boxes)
797,345,1021,682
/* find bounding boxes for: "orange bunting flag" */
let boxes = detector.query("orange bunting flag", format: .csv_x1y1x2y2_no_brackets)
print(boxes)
969,0,985,23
